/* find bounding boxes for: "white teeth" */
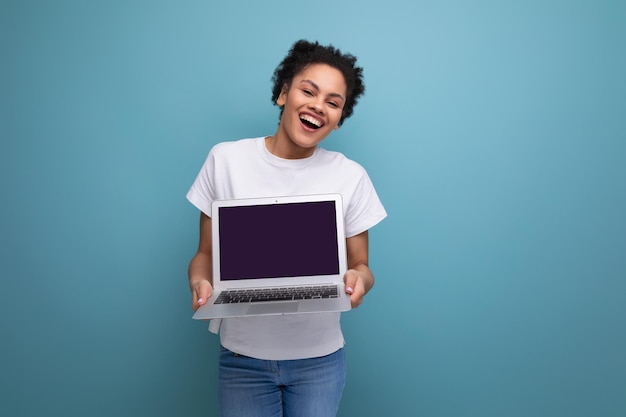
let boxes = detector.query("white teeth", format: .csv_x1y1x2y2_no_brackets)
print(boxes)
300,115,322,128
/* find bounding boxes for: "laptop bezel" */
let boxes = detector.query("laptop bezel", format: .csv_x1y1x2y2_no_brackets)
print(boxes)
211,193,347,291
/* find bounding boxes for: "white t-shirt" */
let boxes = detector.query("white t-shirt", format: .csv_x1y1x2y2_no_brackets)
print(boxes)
187,137,387,360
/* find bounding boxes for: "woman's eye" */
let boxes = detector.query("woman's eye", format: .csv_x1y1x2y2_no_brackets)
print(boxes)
302,89,313,96
328,102,339,108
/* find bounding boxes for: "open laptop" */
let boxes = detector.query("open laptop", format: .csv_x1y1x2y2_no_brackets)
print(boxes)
192,193,352,319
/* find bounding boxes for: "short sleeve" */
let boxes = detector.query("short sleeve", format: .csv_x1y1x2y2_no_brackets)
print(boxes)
344,170,387,238
186,150,217,217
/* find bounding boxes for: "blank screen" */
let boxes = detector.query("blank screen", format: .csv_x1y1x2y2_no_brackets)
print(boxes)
218,201,340,281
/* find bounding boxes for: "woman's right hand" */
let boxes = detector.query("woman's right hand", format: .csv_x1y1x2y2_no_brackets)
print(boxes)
191,279,213,311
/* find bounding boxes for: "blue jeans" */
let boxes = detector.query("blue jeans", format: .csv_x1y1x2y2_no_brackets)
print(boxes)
218,346,346,417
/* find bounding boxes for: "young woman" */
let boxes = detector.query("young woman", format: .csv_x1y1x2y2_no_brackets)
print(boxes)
187,39,387,417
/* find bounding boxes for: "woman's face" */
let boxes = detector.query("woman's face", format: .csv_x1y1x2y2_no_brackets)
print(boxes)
273,63,347,159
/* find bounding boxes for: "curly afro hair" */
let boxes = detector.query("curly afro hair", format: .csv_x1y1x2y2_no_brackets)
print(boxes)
271,40,365,126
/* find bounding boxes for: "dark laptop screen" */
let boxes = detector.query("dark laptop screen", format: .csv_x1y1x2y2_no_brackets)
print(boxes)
218,200,340,281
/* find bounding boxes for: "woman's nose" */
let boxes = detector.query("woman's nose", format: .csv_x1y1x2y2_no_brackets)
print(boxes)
309,98,324,114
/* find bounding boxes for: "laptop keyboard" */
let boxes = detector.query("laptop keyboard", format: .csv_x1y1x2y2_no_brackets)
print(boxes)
215,285,339,304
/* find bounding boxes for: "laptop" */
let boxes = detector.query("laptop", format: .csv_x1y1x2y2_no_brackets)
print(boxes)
192,193,352,319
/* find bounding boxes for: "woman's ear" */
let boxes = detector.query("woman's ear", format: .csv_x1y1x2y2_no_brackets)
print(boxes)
334,116,343,130
276,84,288,107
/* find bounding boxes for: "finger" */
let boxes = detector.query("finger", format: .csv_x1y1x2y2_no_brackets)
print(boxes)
200,285,212,301
191,291,202,311
196,290,211,307
349,292,363,308
344,271,358,294
192,282,213,311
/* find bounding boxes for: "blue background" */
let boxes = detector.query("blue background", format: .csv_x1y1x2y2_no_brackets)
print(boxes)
2,1,624,416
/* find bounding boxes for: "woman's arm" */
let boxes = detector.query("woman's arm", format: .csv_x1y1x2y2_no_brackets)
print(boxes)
343,230,374,308
188,212,213,311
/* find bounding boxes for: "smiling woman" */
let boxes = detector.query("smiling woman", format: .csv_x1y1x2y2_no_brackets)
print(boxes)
5,2,625,417
185,39,387,417
271,40,365,126
271,64,346,158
